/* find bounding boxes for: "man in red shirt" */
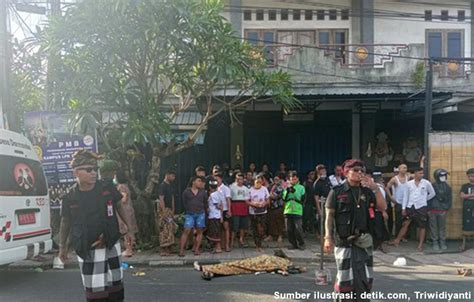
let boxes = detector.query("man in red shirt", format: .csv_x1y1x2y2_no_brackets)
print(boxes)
229,173,251,248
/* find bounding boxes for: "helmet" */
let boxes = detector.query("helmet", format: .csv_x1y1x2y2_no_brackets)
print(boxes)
433,168,449,182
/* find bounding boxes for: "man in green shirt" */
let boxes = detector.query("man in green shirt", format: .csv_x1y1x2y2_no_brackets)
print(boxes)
283,170,306,250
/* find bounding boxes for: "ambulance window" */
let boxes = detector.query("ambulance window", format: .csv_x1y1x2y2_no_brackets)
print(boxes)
0,155,48,196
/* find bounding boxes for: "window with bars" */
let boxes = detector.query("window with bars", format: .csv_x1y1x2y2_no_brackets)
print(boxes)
281,9,289,20
243,10,252,21
427,30,463,58
293,9,301,20
441,10,449,21
458,10,465,21
269,10,277,20
329,10,337,20
245,30,276,66
256,9,264,21
426,29,464,76
341,9,349,20
425,10,432,21
305,10,313,20
316,10,325,20
317,29,349,63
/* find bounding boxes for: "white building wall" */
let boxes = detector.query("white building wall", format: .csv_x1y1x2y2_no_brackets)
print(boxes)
374,0,471,57
224,0,471,57
240,0,352,39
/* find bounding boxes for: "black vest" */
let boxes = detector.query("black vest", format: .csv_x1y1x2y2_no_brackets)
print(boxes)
67,181,121,259
332,184,377,247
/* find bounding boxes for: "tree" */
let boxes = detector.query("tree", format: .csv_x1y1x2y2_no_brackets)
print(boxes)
10,38,46,129
42,0,299,242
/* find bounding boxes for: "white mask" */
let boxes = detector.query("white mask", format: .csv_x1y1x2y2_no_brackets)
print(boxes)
439,176,447,182
320,174,327,179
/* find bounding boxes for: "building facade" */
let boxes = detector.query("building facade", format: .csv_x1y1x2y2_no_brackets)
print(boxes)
215,0,474,175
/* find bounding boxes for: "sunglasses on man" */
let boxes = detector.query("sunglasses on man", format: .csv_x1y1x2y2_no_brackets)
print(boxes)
351,167,366,173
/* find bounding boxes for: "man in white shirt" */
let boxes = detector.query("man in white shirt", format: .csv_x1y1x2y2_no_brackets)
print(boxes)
329,165,345,188
215,173,232,252
390,167,436,251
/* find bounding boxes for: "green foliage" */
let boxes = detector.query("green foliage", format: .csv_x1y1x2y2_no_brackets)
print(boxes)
411,61,425,89
10,39,45,127
41,0,299,151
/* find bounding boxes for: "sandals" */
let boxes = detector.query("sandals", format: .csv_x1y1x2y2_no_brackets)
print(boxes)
178,252,185,257
239,242,249,248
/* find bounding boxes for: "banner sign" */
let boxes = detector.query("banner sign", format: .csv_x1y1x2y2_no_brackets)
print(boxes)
24,111,98,209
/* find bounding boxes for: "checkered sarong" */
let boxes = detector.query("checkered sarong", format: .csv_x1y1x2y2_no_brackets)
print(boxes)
334,245,373,294
77,241,124,301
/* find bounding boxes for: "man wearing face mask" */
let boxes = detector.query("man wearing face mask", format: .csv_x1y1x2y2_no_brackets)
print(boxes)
428,169,452,251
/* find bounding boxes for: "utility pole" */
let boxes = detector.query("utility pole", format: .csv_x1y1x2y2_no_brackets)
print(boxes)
423,59,433,178
45,0,61,111
0,0,9,129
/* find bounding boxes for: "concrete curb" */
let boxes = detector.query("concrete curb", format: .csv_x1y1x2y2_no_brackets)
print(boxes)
7,255,335,270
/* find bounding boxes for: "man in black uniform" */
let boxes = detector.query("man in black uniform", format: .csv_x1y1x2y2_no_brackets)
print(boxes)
313,164,331,237
59,150,131,302
460,168,474,251
324,159,386,302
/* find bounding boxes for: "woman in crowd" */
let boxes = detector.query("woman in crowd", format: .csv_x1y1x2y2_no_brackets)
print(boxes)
265,172,286,247
249,175,270,252
116,171,138,257
248,162,258,178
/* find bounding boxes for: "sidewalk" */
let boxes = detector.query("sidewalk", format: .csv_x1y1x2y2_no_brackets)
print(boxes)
8,235,474,269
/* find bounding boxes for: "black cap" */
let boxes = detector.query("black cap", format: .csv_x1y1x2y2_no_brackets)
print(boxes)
467,168,474,175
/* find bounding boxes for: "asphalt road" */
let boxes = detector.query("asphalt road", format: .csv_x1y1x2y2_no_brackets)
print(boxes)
0,264,472,302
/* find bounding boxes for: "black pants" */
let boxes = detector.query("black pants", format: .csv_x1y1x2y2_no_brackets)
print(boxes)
386,202,394,237
286,215,305,248
394,203,403,237
302,203,316,233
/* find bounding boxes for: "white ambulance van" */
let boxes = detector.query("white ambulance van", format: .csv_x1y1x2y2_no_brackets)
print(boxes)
0,129,52,265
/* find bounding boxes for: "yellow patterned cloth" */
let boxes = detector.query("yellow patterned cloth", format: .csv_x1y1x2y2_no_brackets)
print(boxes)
201,255,292,276
159,207,177,248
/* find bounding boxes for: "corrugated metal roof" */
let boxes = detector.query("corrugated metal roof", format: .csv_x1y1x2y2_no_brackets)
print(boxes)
212,85,416,97
167,112,203,125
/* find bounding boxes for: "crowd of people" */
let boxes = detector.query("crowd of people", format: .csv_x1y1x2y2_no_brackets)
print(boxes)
151,161,474,257
57,149,474,301
156,164,310,256
167,162,356,257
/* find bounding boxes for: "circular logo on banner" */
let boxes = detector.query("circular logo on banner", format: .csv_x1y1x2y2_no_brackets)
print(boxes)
13,163,36,191
83,135,94,146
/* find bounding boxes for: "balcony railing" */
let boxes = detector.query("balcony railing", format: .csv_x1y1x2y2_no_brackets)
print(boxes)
260,43,471,79
271,43,409,68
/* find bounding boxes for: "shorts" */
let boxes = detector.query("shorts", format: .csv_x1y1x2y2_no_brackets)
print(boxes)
232,215,249,232
223,211,231,222
405,206,428,229
184,212,206,229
